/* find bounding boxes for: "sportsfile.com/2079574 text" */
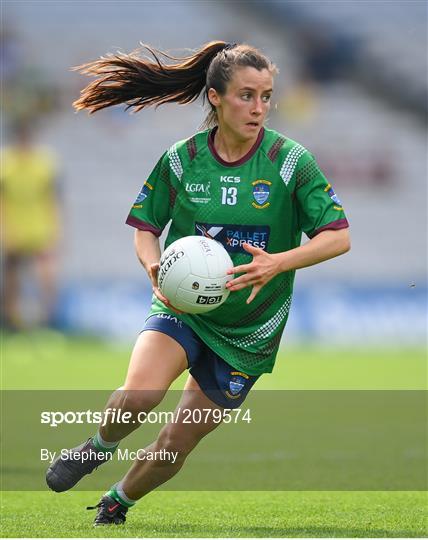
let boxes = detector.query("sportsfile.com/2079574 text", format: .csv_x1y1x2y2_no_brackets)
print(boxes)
40,407,252,427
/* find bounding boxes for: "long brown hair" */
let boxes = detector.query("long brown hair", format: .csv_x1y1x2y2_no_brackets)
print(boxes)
72,41,276,127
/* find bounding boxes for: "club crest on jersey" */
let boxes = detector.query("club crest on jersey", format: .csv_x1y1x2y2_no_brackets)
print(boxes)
324,183,343,210
133,181,153,208
252,180,271,209
225,371,249,399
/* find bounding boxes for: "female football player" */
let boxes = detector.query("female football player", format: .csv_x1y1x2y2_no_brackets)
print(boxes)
46,41,350,525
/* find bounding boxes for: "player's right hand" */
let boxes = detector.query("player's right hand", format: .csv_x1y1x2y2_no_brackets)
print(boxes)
148,263,184,314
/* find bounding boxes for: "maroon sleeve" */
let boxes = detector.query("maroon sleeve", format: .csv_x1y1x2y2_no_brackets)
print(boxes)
125,215,163,237
309,218,349,238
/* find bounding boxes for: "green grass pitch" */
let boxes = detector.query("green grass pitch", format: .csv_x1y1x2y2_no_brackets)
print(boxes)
1,330,427,537
2,491,426,537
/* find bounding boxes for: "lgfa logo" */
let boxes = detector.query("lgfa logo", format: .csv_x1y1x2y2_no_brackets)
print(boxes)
185,181,211,195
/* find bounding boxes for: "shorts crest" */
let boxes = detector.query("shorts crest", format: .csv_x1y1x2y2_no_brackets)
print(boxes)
225,371,250,399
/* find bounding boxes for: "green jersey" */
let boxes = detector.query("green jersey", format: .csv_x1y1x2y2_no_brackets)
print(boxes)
126,127,348,375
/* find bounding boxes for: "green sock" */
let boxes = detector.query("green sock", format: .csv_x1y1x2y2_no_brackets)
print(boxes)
92,431,119,454
106,483,136,508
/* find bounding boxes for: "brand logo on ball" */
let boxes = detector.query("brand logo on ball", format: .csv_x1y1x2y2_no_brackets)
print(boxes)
196,295,222,305
160,248,175,266
158,249,185,288
199,238,214,256
252,179,271,209
204,284,221,291
158,236,232,315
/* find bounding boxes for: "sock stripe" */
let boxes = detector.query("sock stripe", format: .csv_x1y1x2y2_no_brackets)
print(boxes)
92,433,119,453
107,486,135,508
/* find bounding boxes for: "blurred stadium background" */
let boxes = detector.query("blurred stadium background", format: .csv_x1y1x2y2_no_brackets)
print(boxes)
1,4,426,537
2,0,426,351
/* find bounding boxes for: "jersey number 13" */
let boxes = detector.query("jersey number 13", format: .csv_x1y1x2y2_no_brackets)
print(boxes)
221,186,238,206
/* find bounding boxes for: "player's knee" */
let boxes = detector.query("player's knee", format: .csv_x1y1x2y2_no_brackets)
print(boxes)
156,425,200,458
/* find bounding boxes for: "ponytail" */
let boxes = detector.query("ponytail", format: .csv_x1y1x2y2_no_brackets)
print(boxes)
72,41,276,127
72,41,228,114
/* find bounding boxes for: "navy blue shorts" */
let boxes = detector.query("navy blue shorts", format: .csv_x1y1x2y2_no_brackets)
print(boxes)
141,313,259,409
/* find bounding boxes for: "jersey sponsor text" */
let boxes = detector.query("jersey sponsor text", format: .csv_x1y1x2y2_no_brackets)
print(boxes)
195,223,270,253
220,176,241,183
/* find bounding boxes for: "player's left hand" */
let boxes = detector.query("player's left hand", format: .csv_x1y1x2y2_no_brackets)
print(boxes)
226,242,281,304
